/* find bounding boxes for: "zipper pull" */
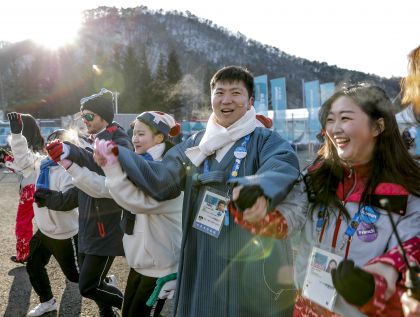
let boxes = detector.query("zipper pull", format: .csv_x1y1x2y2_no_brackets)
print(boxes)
97,222,106,237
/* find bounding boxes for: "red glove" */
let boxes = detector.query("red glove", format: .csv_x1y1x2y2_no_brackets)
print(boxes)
0,148,12,164
46,140,64,163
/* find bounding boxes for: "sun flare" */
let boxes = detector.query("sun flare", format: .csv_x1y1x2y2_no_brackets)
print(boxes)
29,15,82,50
0,3,83,50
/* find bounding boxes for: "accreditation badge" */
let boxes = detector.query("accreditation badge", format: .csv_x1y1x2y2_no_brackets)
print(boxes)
192,187,228,238
302,246,343,311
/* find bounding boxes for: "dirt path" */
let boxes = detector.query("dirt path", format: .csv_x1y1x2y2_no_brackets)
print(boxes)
0,171,173,317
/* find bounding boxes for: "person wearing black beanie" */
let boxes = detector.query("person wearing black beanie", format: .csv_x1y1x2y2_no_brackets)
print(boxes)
80,88,115,134
37,88,132,316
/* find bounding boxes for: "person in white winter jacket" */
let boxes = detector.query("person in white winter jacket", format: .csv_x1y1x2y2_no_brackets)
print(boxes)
7,120,80,317
6,113,45,264
63,111,183,317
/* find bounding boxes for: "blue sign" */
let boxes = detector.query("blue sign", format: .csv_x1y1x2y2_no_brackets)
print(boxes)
270,77,287,137
254,75,268,115
271,77,287,111
304,80,320,109
320,82,335,105
304,80,321,142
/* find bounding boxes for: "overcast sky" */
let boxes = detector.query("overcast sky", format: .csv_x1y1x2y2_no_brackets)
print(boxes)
0,0,419,78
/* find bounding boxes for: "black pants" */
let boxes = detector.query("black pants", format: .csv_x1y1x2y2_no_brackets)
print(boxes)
122,268,166,317
78,253,124,313
26,230,79,303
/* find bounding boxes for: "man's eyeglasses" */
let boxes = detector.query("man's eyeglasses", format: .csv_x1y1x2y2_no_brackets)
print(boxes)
81,113,96,122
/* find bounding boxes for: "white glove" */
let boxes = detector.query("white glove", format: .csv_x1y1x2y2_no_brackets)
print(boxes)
158,279,177,300
60,143,70,160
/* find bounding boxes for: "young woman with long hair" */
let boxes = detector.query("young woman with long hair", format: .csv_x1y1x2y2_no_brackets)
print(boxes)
292,84,420,317
226,83,420,317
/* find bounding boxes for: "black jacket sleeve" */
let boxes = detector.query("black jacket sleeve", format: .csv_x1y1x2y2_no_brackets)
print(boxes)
65,126,133,175
44,187,79,211
117,141,188,201
65,142,104,175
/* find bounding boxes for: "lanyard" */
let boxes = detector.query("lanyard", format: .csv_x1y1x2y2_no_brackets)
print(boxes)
337,173,358,257
340,211,361,249
316,205,326,232
316,205,328,244
203,134,251,226
317,208,360,257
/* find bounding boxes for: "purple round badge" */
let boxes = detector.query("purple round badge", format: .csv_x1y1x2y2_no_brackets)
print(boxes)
357,223,378,242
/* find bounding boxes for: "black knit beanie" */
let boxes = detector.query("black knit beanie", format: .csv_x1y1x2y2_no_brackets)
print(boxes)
80,88,114,125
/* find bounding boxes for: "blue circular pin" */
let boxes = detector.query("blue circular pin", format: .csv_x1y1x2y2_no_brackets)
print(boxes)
234,146,247,159
360,205,380,224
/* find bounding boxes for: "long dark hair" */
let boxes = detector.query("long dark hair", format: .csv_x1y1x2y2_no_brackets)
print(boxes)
306,84,420,219
21,114,44,152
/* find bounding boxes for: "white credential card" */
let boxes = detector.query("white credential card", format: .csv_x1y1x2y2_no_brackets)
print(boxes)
302,246,343,311
193,189,228,238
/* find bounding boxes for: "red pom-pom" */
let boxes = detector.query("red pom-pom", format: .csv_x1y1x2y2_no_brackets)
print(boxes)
256,114,273,128
110,141,119,156
169,123,181,137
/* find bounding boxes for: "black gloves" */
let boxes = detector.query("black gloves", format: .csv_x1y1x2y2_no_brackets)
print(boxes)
34,188,55,208
234,185,264,212
331,259,375,307
7,112,23,134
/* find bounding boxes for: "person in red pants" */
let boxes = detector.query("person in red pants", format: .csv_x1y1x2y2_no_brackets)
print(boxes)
5,112,45,263
15,183,36,262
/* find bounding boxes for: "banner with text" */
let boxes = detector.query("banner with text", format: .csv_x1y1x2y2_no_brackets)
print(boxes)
270,77,287,138
320,82,336,105
304,80,321,142
254,75,268,115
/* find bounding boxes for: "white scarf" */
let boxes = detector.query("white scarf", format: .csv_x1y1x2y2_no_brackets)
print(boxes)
185,107,257,167
147,143,165,161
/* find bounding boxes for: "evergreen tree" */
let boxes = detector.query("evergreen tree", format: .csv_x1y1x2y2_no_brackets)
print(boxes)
119,46,141,113
14,52,49,115
151,54,169,112
137,47,153,113
91,45,124,99
166,49,183,119
201,65,214,109
41,47,89,118
20,62,41,103
3,62,22,110
166,48,182,85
